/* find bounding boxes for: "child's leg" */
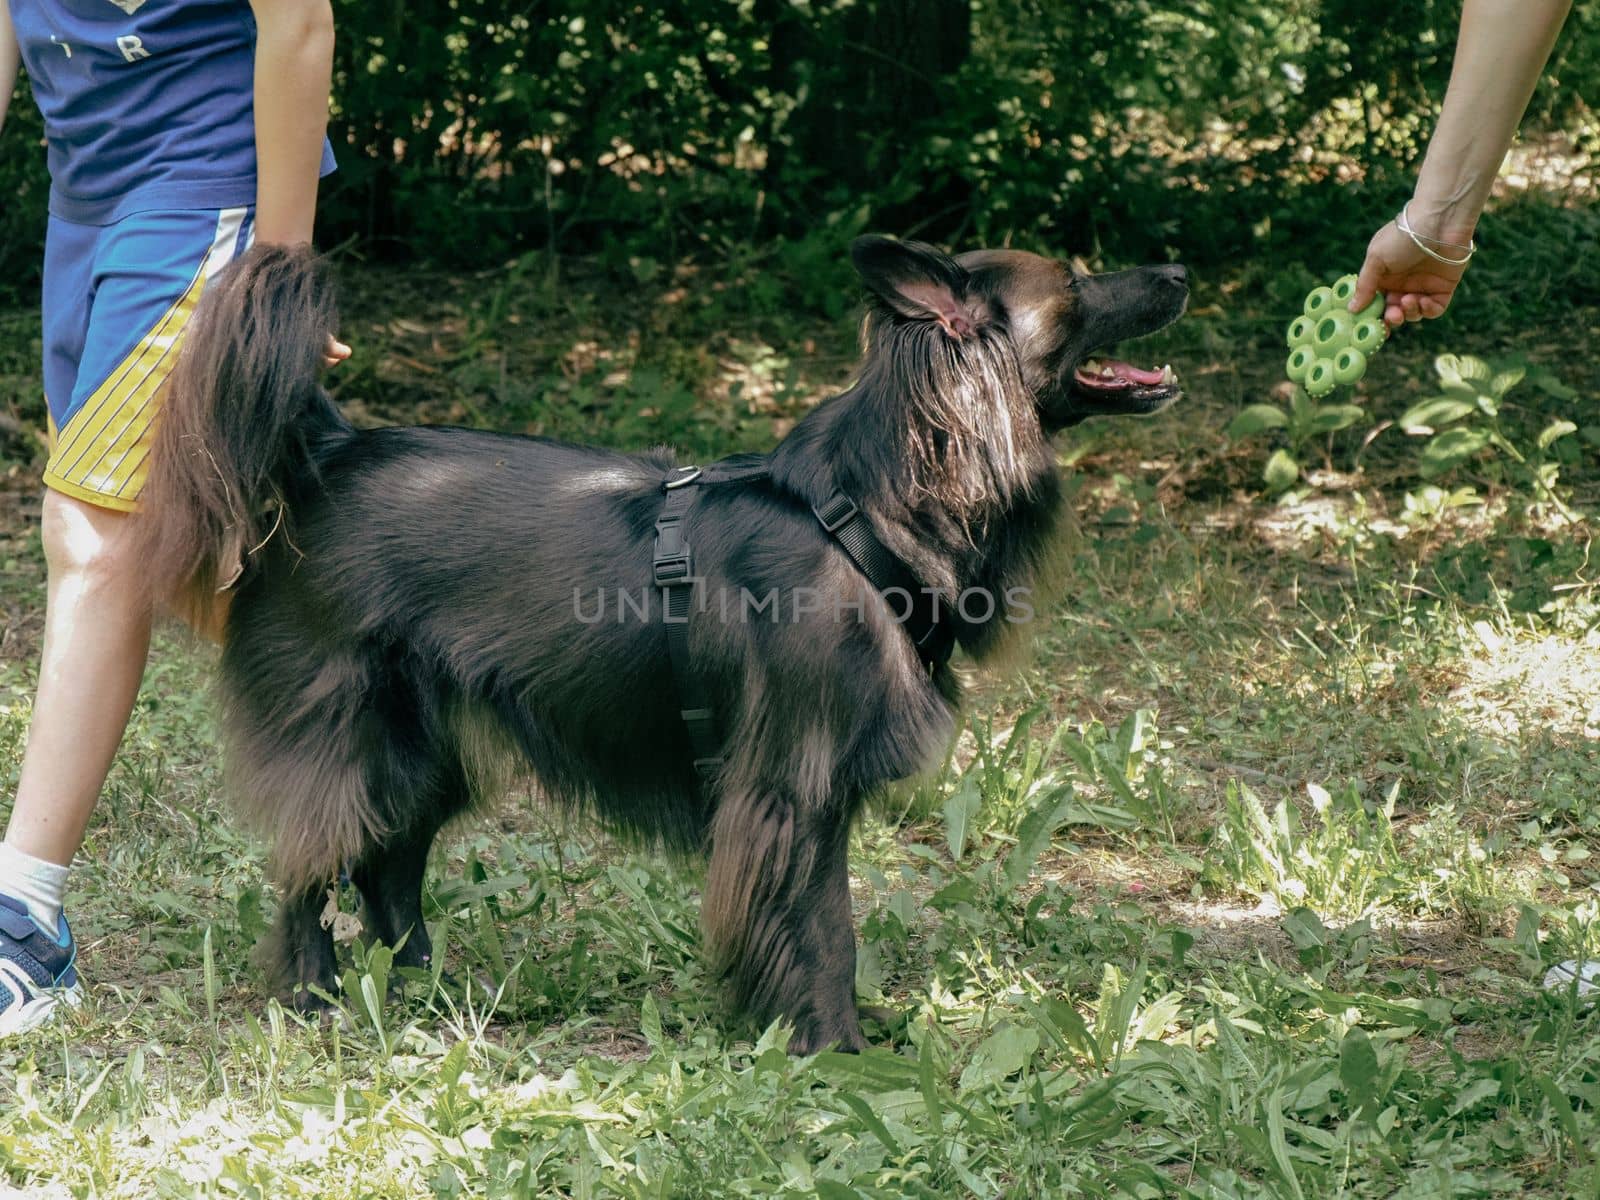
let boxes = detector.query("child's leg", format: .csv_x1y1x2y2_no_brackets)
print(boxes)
1,208,252,1032
0,494,148,1032
7,491,152,871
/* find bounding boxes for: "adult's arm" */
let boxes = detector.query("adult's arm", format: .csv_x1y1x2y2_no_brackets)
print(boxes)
1349,0,1573,323
247,0,335,247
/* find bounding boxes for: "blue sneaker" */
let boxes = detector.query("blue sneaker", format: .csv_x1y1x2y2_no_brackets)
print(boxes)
0,894,81,1036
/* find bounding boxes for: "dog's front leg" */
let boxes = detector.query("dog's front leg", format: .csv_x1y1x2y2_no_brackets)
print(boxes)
702,786,864,1054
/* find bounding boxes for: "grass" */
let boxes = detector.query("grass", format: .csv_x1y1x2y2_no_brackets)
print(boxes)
2,199,1599,1197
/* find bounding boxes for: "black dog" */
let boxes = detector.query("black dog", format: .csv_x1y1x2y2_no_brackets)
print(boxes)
136,236,1186,1052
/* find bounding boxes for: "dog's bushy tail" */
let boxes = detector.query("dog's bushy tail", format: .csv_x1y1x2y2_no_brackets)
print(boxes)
137,244,347,627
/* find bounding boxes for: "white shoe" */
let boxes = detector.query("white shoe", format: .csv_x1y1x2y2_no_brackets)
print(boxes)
1542,959,1600,999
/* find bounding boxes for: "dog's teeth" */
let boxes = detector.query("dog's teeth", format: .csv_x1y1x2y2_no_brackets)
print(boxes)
1160,364,1177,385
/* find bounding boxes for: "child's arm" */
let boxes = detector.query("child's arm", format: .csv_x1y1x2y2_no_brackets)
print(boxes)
0,2,20,137
249,0,348,363
248,0,335,246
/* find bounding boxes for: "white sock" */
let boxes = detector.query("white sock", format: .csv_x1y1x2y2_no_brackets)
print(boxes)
0,841,71,935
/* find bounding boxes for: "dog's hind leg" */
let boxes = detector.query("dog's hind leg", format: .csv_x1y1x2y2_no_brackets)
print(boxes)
223,630,389,1013
260,884,341,1015
351,825,441,971
702,786,863,1054
229,630,477,1013
350,758,473,972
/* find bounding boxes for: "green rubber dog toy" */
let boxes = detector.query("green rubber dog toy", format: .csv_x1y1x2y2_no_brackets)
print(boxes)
1286,275,1388,398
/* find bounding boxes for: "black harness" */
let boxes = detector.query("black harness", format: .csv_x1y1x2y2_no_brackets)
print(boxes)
651,458,952,779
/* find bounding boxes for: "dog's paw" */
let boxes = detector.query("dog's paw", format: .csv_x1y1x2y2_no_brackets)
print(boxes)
282,983,339,1021
789,1015,867,1056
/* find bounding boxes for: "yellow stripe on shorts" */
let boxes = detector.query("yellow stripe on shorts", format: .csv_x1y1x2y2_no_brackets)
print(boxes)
43,208,248,512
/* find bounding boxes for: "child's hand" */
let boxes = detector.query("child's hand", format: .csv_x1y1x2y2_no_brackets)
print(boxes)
323,335,351,368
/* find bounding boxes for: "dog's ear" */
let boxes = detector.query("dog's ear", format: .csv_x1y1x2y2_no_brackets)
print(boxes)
851,235,988,339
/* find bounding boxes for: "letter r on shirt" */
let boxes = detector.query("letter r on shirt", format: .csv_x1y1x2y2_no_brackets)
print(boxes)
117,35,150,62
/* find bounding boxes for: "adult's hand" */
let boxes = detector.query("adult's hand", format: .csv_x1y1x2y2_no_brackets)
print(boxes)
1348,220,1470,327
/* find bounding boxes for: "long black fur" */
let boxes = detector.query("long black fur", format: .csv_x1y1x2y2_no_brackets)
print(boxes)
136,237,1188,1052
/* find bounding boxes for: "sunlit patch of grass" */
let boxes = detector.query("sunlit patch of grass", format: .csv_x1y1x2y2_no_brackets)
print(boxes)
2,251,1600,1196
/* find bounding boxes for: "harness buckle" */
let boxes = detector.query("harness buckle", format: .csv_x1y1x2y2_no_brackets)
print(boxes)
654,556,692,585
665,465,703,489
653,513,692,586
812,491,859,533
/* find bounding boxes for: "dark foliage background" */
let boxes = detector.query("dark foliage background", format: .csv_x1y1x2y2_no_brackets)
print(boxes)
2,0,1595,305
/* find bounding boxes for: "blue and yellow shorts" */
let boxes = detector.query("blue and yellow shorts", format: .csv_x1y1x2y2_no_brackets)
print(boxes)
42,206,254,512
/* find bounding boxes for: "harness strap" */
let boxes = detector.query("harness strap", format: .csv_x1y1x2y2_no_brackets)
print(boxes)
811,491,948,666
653,466,722,779
652,459,954,782
695,456,772,486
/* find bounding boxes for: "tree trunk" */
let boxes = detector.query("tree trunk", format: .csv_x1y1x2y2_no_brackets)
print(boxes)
763,0,974,234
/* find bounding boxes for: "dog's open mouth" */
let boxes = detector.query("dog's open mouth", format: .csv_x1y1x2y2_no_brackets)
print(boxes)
1072,357,1180,410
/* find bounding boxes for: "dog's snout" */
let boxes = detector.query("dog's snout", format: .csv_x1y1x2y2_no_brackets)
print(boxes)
1159,264,1189,290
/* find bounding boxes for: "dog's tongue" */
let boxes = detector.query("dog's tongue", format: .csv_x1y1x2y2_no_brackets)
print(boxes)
1075,359,1169,388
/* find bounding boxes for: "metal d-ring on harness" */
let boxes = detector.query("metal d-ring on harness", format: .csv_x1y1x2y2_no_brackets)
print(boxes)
651,460,953,780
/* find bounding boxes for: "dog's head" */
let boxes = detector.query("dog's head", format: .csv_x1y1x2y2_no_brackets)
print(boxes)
851,236,1188,431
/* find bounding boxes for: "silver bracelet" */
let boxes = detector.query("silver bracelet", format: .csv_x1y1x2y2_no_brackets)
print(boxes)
1396,202,1476,266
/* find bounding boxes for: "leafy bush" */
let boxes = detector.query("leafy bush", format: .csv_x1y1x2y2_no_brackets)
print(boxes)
4,0,1595,302
0,98,48,303
1399,353,1584,512
1229,391,1367,492
1229,346,1591,505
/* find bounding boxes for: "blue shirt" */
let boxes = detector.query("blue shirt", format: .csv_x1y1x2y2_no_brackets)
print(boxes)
10,0,335,225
